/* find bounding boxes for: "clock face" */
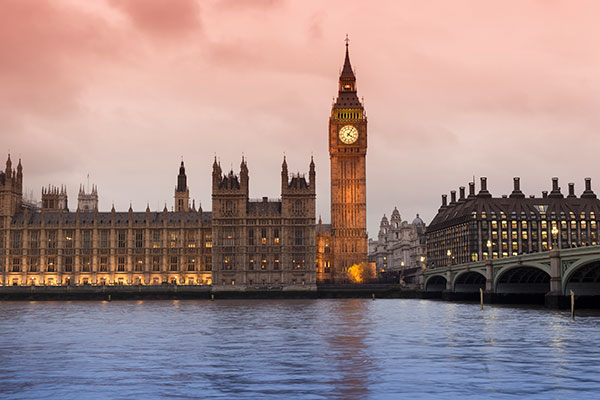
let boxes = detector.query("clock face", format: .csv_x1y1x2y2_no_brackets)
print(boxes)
339,125,359,144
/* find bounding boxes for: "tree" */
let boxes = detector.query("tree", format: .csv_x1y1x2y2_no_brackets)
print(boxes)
347,262,373,283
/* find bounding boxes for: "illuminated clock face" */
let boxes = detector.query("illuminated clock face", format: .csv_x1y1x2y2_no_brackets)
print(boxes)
339,125,359,144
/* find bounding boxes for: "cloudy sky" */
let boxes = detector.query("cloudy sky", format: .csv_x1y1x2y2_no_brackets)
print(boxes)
2,0,600,236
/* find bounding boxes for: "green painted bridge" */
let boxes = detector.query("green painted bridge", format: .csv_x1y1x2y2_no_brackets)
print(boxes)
420,246,600,304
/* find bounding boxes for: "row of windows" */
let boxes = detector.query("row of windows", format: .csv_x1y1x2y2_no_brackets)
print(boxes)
222,228,306,246
3,230,213,249
222,255,306,270
476,211,597,220
6,256,213,273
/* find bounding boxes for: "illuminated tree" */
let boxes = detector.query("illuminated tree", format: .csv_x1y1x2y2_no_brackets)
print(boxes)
347,262,373,283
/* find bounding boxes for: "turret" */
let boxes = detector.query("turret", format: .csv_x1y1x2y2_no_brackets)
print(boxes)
212,156,222,191
77,181,99,212
0,153,23,217
42,184,68,211
16,159,22,191
309,156,315,193
240,156,249,191
5,154,12,177
281,156,288,191
174,160,190,212
177,161,187,192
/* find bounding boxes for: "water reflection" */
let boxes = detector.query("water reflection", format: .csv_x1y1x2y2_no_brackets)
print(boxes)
1,300,600,399
320,300,375,399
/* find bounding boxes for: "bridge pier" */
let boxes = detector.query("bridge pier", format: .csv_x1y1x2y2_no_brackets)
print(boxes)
549,250,562,294
545,249,569,308
485,260,493,292
445,270,452,291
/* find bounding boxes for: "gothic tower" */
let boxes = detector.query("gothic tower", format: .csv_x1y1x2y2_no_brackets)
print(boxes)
329,38,368,282
0,154,23,222
77,183,98,212
174,160,190,212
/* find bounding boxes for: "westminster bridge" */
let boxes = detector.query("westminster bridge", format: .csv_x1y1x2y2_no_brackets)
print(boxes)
421,246,600,306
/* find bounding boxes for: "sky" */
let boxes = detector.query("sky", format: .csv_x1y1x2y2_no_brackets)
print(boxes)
2,0,600,237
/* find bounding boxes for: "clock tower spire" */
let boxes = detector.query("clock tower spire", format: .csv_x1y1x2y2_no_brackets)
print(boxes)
328,37,368,283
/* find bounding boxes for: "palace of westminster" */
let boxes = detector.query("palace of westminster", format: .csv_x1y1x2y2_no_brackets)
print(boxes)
5,40,597,289
0,42,377,288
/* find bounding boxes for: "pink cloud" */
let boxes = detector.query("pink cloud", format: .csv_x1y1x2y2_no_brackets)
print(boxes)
109,0,202,38
2,0,600,236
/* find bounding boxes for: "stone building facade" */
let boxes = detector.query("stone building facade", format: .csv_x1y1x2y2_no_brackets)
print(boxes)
369,207,426,274
1,154,317,289
427,177,600,268
211,157,316,290
1,156,209,286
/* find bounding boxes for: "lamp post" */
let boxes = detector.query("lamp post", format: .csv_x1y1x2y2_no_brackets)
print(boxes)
446,249,452,266
551,225,559,249
399,261,405,285
486,239,492,260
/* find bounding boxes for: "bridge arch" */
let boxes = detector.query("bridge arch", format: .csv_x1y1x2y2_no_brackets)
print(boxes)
453,270,486,293
563,257,600,295
424,274,447,292
494,264,551,294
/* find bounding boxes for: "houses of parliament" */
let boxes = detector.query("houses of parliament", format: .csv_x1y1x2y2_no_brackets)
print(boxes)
0,42,368,288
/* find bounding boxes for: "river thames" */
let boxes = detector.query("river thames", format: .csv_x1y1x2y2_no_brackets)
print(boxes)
1,299,599,399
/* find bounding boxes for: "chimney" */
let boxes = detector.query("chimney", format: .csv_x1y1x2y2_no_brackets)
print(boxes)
582,177,597,199
567,183,576,198
441,194,447,208
549,177,563,198
542,191,548,199
450,190,457,204
458,186,465,202
477,177,492,198
510,177,525,199
468,182,476,198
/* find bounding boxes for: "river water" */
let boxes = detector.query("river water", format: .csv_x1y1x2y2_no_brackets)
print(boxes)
1,299,599,399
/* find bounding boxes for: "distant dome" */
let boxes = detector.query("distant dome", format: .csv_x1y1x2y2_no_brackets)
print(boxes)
391,207,401,220
380,215,389,226
412,214,424,226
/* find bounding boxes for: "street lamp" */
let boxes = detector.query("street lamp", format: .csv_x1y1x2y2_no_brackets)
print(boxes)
399,261,405,285
486,239,492,260
551,225,559,249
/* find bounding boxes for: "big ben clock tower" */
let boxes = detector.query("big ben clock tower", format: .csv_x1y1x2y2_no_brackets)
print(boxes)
329,38,368,282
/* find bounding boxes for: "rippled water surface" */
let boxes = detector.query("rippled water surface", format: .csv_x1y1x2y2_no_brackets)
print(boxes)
1,299,600,399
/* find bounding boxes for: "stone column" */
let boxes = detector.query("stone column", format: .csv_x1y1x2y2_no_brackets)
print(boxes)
40,229,46,285
445,269,452,291
549,249,562,294
485,260,493,292
144,226,150,285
